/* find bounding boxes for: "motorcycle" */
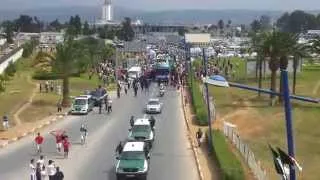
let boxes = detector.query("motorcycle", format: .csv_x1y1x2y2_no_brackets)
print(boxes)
159,89,165,97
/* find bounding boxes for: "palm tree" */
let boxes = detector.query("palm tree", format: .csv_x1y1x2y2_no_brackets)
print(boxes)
291,41,308,94
44,39,84,106
251,32,267,96
261,31,288,104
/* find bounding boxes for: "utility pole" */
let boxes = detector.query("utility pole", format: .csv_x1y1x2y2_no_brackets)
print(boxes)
203,48,213,153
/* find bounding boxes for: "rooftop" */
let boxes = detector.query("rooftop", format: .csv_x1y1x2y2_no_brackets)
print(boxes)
134,119,150,126
148,98,160,102
75,95,92,99
123,141,145,152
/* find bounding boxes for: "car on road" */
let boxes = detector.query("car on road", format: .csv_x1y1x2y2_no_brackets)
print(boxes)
115,141,150,180
128,119,155,148
86,90,107,107
145,99,162,114
71,95,94,115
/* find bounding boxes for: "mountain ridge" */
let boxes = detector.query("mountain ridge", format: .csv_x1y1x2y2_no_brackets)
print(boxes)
0,6,319,25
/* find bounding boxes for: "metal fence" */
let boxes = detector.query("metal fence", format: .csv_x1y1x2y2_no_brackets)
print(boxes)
223,121,268,180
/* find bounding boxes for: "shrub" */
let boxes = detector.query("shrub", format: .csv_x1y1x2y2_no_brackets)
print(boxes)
188,74,208,126
32,70,60,80
0,75,6,92
4,61,17,77
211,130,245,180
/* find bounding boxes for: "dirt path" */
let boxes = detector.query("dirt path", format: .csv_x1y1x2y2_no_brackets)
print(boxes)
312,80,320,95
13,76,38,125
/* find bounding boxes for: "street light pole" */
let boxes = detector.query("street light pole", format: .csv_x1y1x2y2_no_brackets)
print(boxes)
203,48,213,153
281,69,296,180
115,47,119,83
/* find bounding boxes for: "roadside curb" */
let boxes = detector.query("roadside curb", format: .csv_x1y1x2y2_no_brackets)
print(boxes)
180,88,205,180
0,111,69,149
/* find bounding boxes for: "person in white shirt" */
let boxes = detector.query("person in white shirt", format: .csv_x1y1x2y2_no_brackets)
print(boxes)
37,155,45,169
30,159,36,180
41,166,47,180
47,160,56,180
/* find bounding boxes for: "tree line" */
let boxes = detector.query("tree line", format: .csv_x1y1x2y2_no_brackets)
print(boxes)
250,10,320,33
1,14,135,43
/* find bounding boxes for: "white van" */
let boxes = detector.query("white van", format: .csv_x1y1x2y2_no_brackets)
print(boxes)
71,95,94,114
128,66,142,80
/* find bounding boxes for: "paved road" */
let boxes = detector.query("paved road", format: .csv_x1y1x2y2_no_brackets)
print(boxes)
0,83,199,180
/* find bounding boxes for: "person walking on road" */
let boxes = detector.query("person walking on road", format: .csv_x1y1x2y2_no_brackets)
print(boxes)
35,162,42,180
40,166,47,180
30,159,36,180
117,82,121,98
115,141,123,155
47,160,56,180
196,128,203,147
37,155,45,169
149,116,156,130
35,133,44,154
50,130,65,153
54,167,64,180
62,136,70,158
107,97,112,113
130,116,135,127
3,114,9,130
57,99,62,113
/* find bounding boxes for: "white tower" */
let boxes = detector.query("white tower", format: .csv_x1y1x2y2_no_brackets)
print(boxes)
102,0,113,21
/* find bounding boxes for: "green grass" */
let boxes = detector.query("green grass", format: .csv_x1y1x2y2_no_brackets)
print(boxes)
0,57,34,130
70,74,116,96
209,67,320,180
211,130,245,180
208,57,247,81
188,75,208,126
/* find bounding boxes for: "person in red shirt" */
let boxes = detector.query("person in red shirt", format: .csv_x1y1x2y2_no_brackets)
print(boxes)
34,133,44,153
62,136,70,159
50,130,65,153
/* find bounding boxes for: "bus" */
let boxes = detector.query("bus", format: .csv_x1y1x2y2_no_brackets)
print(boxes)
155,54,170,83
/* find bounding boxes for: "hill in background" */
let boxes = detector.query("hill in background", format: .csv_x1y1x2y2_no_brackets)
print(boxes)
1,6,319,25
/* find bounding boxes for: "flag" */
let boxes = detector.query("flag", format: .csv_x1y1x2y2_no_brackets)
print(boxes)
277,147,303,172
268,144,285,175
277,147,294,166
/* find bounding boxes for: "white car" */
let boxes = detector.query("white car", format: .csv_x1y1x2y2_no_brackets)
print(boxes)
146,99,162,113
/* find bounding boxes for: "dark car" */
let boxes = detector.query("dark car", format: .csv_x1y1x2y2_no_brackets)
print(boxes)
88,89,107,107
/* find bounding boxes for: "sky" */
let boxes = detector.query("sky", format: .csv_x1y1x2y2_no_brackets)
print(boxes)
1,0,320,11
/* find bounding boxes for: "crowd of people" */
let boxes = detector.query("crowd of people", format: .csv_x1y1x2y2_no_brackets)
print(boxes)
91,60,115,86
34,131,71,159
30,158,64,180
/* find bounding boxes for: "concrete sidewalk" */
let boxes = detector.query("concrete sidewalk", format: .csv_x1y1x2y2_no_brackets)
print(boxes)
180,86,221,180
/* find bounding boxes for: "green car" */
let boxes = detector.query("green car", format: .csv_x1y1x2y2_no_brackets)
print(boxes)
116,141,150,180
128,119,155,148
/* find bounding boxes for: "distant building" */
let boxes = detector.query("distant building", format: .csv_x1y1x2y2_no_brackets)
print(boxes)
38,32,64,52
303,30,320,39
95,0,120,27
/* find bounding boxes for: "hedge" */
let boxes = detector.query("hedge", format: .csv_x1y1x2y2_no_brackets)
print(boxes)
211,130,245,180
188,75,208,126
32,70,81,80
32,70,61,80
